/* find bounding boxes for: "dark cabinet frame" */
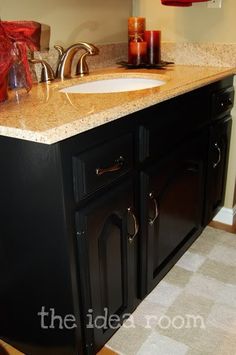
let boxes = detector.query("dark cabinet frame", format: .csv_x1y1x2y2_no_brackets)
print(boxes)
143,130,208,294
75,178,139,354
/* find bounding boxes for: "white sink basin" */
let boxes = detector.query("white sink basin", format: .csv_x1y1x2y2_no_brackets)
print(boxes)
60,77,166,94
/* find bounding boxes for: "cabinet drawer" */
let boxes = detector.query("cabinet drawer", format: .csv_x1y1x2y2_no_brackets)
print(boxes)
211,86,234,120
73,133,133,202
138,88,210,163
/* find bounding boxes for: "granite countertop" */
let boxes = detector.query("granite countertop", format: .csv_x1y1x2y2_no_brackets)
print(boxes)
0,65,235,145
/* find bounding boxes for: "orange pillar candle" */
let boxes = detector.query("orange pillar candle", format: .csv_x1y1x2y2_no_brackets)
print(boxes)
129,41,147,66
128,17,146,65
128,17,146,40
144,30,161,65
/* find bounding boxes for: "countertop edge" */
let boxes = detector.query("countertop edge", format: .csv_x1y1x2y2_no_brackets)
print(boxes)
0,66,235,145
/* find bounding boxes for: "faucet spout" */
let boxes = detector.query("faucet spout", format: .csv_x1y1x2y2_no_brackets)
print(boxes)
54,42,99,80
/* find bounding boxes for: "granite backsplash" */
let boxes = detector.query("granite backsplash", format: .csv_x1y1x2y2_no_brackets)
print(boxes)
31,41,236,82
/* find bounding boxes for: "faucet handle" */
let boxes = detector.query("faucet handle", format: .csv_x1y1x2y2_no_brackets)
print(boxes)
54,45,65,78
54,45,64,58
76,43,99,76
30,59,55,82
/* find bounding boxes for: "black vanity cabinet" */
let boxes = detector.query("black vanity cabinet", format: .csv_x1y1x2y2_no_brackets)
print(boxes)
0,75,234,355
204,117,232,224
59,124,140,354
137,77,234,295
0,138,83,355
136,87,211,295
75,178,139,354
204,85,234,224
143,131,207,292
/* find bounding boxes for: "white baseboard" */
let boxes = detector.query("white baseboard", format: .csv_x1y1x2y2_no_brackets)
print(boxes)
213,206,236,225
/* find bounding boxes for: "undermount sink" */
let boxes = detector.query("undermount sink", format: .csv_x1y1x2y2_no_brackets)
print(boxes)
60,77,166,94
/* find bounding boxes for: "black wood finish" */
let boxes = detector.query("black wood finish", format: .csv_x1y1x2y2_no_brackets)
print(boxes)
0,75,234,355
204,116,232,224
211,86,234,120
75,178,139,354
0,137,82,355
72,133,133,202
143,131,208,293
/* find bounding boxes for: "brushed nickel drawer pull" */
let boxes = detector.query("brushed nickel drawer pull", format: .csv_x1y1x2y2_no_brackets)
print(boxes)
148,192,159,225
96,156,125,176
127,207,139,244
213,142,221,168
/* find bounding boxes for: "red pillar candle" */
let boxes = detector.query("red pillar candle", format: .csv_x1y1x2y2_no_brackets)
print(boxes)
128,41,147,66
144,30,161,65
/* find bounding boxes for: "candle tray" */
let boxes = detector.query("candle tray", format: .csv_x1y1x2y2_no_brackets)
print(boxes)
117,60,174,69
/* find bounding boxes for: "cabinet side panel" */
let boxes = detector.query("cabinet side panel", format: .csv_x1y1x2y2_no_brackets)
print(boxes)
0,137,79,355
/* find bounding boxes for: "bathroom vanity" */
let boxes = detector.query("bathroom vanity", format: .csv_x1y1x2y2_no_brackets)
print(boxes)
0,66,234,355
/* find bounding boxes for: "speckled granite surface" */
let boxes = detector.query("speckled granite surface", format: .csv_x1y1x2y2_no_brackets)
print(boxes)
0,65,235,144
32,42,236,76
31,41,236,82
162,42,236,67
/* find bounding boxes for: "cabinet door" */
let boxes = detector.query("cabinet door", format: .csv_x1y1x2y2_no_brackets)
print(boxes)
143,132,207,292
204,116,232,224
75,179,139,354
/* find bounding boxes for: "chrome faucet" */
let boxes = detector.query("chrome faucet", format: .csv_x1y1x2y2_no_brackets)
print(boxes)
54,42,99,80
30,42,99,83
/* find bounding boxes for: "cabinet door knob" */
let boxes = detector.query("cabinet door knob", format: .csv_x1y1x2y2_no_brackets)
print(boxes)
127,207,139,243
213,142,221,168
96,156,125,176
148,192,159,225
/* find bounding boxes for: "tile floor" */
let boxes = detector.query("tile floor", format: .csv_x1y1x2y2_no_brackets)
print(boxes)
1,226,236,355
107,226,236,355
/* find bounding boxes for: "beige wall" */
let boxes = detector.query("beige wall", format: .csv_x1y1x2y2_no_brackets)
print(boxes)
134,0,236,43
134,0,236,209
0,0,132,47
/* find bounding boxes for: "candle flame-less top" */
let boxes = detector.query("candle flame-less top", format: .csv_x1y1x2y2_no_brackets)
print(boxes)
128,17,146,35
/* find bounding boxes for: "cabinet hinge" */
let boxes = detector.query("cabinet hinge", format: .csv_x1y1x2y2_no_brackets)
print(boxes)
76,230,85,237
85,342,94,354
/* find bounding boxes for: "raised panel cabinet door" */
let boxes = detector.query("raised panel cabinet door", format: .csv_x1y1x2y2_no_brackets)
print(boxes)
204,116,232,224
144,132,207,292
75,179,139,354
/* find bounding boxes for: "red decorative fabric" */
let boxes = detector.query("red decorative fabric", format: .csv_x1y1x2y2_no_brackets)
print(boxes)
1,21,41,51
0,21,41,93
0,23,13,84
161,0,210,6
162,1,191,5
